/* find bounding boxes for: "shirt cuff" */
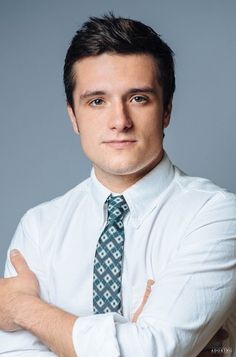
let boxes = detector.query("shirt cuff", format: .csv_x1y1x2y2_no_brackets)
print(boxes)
72,313,127,357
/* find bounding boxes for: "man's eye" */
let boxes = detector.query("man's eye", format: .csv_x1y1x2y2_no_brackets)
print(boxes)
89,98,104,106
131,96,148,103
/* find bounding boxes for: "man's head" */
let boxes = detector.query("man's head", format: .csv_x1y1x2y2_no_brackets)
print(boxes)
64,13,175,113
64,14,176,191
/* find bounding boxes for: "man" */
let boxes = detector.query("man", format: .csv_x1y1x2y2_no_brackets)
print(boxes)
0,14,235,357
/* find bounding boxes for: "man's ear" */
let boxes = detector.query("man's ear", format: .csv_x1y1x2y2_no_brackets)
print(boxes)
67,104,80,134
163,100,172,129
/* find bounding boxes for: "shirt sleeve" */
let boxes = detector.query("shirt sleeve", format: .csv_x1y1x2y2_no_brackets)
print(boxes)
0,212,56,356
72,193,236,357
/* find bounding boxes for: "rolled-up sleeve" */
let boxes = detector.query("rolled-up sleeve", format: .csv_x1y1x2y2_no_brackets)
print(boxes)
72,313,127,357
72,194,236,357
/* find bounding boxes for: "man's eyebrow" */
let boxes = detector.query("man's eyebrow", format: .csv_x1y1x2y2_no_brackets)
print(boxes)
79,87,157,100
80,91,106,100
127,87,157,95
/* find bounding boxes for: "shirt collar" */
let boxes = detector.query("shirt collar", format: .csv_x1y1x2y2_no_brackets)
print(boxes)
90,151,175,228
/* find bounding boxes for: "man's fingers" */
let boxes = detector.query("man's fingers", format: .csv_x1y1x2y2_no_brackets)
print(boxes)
10,250,31,274
132,279,155,322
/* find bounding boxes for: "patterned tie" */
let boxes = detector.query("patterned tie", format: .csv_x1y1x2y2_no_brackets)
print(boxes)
93,194,129,314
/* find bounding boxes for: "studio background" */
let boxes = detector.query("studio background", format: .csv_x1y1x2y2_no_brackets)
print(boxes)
0,0,235,276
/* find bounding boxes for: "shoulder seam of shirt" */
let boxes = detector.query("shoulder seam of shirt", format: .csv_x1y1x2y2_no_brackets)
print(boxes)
174,174,236,200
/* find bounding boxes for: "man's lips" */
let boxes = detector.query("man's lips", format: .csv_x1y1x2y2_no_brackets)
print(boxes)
103,140,137,149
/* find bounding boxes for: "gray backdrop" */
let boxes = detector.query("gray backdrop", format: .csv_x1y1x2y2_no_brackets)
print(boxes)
0,0,236,276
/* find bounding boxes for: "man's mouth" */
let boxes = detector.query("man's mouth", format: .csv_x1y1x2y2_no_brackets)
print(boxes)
103,140,137,149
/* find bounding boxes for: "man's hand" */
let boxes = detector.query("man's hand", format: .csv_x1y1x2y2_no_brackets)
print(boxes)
0,249,39,331
131,279,155,323
132,280,229,357
0,250,77,356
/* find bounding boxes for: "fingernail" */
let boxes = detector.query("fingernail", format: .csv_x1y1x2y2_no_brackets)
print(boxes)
10,249,20,256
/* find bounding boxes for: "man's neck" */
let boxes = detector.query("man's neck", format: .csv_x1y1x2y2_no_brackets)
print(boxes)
94,150,164,193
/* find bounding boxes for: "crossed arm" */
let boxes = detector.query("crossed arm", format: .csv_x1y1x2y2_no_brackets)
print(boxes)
0,250,230,357
0,250,76,356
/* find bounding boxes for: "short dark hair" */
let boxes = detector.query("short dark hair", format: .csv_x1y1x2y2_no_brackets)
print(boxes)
64,13,175,111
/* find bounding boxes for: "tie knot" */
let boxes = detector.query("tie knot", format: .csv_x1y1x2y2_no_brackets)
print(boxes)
106,194,129,223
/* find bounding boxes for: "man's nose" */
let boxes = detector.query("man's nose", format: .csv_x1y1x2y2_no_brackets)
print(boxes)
109,101,133,132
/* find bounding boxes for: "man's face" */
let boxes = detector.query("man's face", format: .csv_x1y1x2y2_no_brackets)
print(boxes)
67,53,171,184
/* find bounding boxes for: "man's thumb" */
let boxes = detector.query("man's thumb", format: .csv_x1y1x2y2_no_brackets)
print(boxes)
10,249,30,274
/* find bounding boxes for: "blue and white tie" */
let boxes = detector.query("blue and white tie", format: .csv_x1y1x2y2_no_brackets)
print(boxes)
93,194,129,314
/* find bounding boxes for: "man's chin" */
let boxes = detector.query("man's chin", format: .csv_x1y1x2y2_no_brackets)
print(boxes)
96,153,163,178
100,163,146,176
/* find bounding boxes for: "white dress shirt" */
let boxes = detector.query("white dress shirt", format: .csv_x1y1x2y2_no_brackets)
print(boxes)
0,152,236,357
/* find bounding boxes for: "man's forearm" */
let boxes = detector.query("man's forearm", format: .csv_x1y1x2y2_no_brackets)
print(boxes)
0,250,77,356
14,295,77,357
1,250,229,357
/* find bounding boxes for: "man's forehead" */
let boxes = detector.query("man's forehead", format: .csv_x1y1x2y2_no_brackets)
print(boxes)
74,52,158,70
72,53,161,91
